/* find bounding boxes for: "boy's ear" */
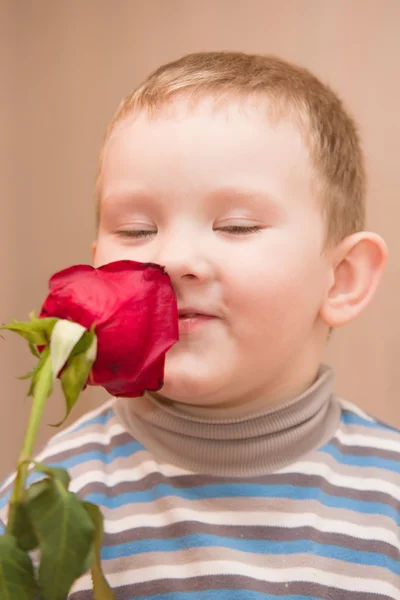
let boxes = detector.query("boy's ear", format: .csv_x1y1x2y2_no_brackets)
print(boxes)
320,232,388,328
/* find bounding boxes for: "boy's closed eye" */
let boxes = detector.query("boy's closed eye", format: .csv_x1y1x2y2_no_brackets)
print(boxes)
115,225,263,239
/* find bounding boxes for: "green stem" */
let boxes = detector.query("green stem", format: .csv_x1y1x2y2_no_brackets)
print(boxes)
7,355,53,533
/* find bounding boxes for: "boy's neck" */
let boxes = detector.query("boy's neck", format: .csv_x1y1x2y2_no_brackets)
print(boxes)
150,364,322,420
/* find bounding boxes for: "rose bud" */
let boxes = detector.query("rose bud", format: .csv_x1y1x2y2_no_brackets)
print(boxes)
39,260,179,398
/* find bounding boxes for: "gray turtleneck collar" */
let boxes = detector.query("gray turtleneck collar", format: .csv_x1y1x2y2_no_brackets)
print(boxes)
113,365,340,477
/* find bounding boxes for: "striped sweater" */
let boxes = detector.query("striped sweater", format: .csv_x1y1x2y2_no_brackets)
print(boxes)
1,365,400,599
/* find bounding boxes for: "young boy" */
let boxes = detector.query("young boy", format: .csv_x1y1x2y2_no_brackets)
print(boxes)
1,52,398,599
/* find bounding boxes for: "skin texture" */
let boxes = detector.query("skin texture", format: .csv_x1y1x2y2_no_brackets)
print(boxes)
92,97,387,415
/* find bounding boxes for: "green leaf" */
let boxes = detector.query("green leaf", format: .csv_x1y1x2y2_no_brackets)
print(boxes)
0,533,38,600
33,462,71,490
25,477,95,600
53,339,97,428
0,317,58,346
83,502,115,600
24,478,49,504
6,502,38,552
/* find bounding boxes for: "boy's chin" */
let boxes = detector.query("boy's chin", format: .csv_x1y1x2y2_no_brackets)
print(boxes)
158,380,207,404
157,372,224,406
159,349,239,405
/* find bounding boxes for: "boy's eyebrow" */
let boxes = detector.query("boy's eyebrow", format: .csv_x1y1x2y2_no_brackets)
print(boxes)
101,189,159,211
208,186,282,212
101,185,282,214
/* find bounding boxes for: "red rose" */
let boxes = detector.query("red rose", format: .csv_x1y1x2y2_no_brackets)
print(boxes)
39,260,179,397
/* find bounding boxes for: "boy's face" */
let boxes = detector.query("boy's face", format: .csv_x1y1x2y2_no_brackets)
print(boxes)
93,98,331,409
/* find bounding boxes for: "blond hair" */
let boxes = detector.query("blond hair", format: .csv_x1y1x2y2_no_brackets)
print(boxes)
96,51,366,246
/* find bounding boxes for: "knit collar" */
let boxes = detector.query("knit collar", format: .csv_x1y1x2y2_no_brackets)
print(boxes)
113,365,340,476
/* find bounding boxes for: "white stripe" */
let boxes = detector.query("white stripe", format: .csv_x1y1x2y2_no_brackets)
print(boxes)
69,450,400,502
101,507,398,547
36,422,126,460
279,460,400,500
69,461,190,493
50,397,115,440
70,561,400,598
335,428,400,453
0,472,16,493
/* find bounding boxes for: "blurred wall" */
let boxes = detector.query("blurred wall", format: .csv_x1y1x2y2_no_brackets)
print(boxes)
1,0,399,478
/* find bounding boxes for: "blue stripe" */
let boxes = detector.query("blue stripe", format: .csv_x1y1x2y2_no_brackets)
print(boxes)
71,409,115,432
340,410,400,435
45,440,145,468
321,443,400,472
0,441,146,511
135,592,323,600
85,482,400,523
102,534,400,574
340,411,383,429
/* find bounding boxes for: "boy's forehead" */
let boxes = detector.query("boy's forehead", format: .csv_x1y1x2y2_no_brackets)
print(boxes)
101,96,315,210
106,97,307,161
108,94,304,149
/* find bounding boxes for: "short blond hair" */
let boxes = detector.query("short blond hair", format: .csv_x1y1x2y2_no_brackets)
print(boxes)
96,51,366,246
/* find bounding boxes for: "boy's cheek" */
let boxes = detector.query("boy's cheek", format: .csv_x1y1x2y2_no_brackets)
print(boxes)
91,239,121,268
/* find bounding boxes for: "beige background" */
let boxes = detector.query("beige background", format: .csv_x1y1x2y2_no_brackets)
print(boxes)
1,0,399,479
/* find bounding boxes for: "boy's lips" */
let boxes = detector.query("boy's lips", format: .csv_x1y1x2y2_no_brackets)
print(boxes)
178,306,217,318
178,306,219,334
178,313,217,334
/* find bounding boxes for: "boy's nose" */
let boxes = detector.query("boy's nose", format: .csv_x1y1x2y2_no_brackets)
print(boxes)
154,237,214,284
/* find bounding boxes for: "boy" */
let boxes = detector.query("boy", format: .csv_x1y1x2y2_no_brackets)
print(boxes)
1,52,398,599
